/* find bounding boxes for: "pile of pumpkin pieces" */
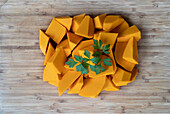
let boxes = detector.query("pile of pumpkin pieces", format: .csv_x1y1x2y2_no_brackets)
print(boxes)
39,13,141,98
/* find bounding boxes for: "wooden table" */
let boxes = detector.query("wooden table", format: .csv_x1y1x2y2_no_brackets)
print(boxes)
0,0,170,113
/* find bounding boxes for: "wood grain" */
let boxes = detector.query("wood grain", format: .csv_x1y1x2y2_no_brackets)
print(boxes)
0,0,170,113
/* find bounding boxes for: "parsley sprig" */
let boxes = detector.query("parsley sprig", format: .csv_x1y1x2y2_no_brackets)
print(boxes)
65,39,112,74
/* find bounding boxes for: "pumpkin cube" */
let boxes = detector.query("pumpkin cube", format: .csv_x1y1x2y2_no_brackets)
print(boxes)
57,39,71,57
123,37,138,64
119,25,141,41
103,15,124,32
55,16,72,31
58,71,81,96
39,30,50,55
68,75,83,94
98,32,118,49
103,76,119,91
72,13,86,33
112,67,131,86
112,20,129,33
115,39,136,71
79,76,106,98
75,16,94,38
43,42,55,66
67,32,83,50
46,18,67,44
94,14,107,29
47,47,67,74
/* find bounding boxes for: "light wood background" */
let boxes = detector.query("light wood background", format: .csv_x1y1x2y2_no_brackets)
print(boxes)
0,0,170,113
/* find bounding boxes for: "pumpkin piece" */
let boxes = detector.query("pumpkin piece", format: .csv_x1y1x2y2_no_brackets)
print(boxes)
43,63,61,87
112,67,131,86
57,39,71,57
93,30,107,40
67,32,83,50
46,18,67,44
68,75,83,94
39,30,50,55
129,67,138,83
123,37,138,64
98,32,118,49
107,50,117,75
103,76,119,91
75,16,94,38
119,25,141,41
72,40,93,56
94,14,107,29
115,39,136,71
112,20,129,33
103,15,124,32
89,55,115,78
48,68,69,87
55,16,72,31
58,71,81,96
47,47,67,74
71,13,86,33
43,42,55,66
79,76,106,98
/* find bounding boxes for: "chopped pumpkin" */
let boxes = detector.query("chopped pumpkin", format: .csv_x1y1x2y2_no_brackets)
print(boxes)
75,16,94,38
47,47,67,74
123,37,138,64
94,14,107,29
55,16,72,31
43,42,55,66
79,76,106,98
103,15,124,32
98,32,118,49
119,25,141,41
39,30,50,55
67,32,83,50
103,76,119,91
43,63,61,87
107,49,117,75
115,39,136,71
72,13,86,33
46,18,67,44
112,20,129,33
129,67,138,83
68,75,83,94
58,71,81,96
112,67,131,86
57,39,71,57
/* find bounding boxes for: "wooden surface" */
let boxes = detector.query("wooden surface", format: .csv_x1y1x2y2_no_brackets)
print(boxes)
0,0,170,113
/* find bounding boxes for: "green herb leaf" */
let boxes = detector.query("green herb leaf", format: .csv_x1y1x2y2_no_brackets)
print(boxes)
84,49,90,58
65,58,78,68
74,55,83,62
91,57,101,64
102,44,110,55
83,58,89,62
90,64,105,74
103,58,112,66
76,64,89,74
92,51,101,57
99,40,102,48
92,45,98,49
101,66,105,72
82,62,89,67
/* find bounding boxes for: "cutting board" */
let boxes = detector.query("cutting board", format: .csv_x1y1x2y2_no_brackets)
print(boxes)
0,0,170,113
